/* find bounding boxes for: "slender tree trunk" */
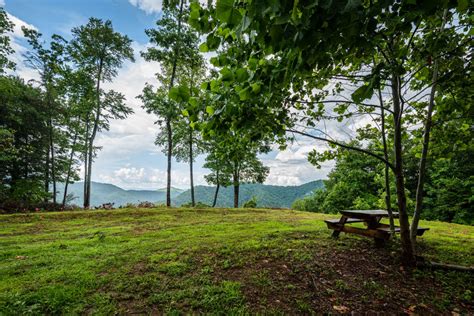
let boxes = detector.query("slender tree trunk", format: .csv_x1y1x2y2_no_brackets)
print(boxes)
62,133,78,208
377,86,395,234
166,119,172,207
411,10,447,244
49,118,57,205
189,129,195,206
44,138,50,203
233,164,239,208
391,75,415,266
212,171,220,208
85,58,104,209
83,120,89,208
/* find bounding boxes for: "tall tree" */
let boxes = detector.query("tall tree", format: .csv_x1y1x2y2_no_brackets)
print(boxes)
141,3,202,206
188,0,471,265
22,28,69,204
69,18,134,208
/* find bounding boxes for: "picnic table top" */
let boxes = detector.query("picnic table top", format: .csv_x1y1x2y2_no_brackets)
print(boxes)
340,209,399,219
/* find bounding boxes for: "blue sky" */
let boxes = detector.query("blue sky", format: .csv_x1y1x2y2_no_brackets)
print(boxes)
3,0,334,190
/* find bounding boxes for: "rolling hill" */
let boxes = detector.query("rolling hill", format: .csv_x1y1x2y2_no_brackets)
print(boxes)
56,182,183,207
172,180,324,208
57,180,324,208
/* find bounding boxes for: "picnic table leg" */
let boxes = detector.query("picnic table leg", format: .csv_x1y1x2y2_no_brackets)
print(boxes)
368,216,387,247
331,216,348,238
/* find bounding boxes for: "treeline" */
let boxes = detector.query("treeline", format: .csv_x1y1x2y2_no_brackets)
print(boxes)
0,4,271,211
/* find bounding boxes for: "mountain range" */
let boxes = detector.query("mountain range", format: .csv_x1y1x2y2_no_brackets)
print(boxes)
57,180,324,208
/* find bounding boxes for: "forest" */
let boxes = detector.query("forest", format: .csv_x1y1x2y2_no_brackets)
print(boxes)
0,0,473,314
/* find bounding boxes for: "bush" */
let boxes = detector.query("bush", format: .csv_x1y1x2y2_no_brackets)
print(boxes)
243,196,257,208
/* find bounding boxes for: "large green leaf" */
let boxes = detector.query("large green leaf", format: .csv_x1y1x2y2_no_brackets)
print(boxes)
216,0,242,25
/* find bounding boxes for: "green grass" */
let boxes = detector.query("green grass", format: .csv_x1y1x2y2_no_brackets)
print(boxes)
0,208,473,314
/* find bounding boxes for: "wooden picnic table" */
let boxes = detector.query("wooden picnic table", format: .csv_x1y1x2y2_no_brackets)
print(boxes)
324,210,429,247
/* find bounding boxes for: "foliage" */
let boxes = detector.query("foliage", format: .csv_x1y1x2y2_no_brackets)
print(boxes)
242,196,257,208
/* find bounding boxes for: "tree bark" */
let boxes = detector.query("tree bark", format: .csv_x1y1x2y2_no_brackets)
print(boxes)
377,86,395,234
62,133,77,208
83,120,89,208
212,171,220,208
44,137,50,203
85,57,104,209
233,164,239,208
391,74,416,266
166,119,172,207
189,128,195,207
411,10,447,244
49,118,57,205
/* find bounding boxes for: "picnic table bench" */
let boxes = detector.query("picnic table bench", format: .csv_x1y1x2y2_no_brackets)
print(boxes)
325,210,429,246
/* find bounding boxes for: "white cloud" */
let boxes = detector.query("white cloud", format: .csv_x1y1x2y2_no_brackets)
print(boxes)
0,0,5,7
98,166,206,189
128,0,162,14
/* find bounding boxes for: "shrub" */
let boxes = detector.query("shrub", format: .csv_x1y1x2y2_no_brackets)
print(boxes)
243,196,257,208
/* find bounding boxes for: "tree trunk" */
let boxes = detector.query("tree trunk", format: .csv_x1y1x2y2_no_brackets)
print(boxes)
212,174,220,208
233,165,239,208
233,183,239,208
44,138,50,203
166,119,172,207
189,129,195,207
62,133,78,208
85,58,104,209
49,118,57,205
83,120,89,208
377,86,395,234
391,75,416,266
411,10,447,244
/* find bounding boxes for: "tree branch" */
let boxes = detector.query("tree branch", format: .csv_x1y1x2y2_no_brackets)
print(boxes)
286,129,395,171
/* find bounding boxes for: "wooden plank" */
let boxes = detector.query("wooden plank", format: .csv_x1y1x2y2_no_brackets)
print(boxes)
340,210,399,219
324,218,364,224
326,222,390,240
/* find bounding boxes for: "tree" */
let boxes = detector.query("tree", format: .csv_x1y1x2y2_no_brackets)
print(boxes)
0,7,14,73
189,0,471,265
141,3,202,206
69,18,134,208
203,147,232,207
22,28,69,204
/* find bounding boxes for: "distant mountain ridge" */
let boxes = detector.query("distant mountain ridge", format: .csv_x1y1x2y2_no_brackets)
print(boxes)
172,180,324,208
57,180,324,208
57,182,183,207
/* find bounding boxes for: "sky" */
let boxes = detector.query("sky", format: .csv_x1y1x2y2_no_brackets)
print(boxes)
2,0,337,190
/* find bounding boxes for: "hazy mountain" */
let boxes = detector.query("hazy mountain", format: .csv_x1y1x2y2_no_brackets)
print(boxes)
172,180,324,208
57,180,323,208
57,182,183,207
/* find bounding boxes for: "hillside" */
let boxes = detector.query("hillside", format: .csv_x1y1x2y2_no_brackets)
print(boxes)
56,180,324,208
1,208,472,314
173,180,324,208
56,182,183,207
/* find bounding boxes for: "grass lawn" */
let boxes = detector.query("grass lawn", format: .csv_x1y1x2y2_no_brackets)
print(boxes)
1,207,473,314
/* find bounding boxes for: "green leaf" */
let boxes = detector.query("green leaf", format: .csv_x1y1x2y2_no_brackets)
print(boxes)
235,68,249,82
169,86,190,103
351,84,373,103
206,106,215,115
199,42,209,52
182,109,189,117
216,0,242,25
220,67,233,81
251,82,261,93
238,87,251,101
